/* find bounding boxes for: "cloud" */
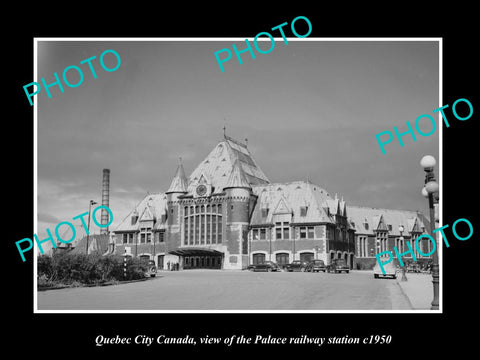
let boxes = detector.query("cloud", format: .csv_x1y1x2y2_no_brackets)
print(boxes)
38,213,60,224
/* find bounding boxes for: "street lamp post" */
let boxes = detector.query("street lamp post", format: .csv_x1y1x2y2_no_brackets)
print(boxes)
420,155,440,310
86,200,97,255
153,231,156,266
398,225,407,281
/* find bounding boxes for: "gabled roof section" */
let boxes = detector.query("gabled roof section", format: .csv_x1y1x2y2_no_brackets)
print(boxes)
347,206,429,236
70,234,110,255
250,181,333,225
187,135,269,193
272,196,292,215
224,159,251,190
374,214,389,231
166,163,188,194
139,204,155,222
115,193,168,232
409,217,422,233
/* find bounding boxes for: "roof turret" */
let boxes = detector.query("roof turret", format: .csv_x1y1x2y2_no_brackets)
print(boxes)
223,159,251,190
166,161,188,194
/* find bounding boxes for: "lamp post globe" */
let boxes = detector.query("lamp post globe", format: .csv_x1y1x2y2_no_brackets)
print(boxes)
425,181,439,194
420,154,439,310
420,155,436,169
421,187,429,197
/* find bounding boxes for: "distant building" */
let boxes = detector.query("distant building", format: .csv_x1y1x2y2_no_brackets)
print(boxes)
112,134,430,270
348,206,431,269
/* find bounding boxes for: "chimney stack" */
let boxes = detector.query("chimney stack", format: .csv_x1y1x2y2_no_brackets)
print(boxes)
101,169,110,234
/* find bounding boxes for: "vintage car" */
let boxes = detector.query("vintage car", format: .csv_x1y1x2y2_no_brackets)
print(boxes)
373,260,397,279
144,260,157,277
284,260,309,272
305,259,326,272
247,261,280,272
326,259,350,273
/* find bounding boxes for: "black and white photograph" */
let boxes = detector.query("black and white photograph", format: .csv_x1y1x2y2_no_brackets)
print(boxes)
34,39,441,312
7,7,478,357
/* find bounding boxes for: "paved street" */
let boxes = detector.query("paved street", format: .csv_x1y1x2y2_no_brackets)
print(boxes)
37,270,411,311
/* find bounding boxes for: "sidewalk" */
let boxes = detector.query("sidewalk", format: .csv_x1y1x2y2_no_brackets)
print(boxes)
396,272,434,310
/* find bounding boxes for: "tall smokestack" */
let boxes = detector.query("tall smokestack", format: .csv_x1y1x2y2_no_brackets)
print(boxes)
101,169,110,234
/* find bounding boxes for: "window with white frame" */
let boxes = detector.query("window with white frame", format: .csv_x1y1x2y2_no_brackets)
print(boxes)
299,226,315,239
275,222,290,240
184,203,223,245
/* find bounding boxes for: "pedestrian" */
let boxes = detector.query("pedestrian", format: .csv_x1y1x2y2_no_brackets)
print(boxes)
167,261,170,271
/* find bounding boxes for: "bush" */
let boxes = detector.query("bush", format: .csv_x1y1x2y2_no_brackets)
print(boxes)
37,253,147,288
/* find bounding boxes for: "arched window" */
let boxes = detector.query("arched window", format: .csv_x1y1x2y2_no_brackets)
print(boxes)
183,203,223,245
276,253,289,266
253,253,266,265
300,252,314,263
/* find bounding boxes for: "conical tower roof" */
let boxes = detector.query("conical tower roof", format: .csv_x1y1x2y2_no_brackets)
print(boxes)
224,159,251,190
166,162,188,193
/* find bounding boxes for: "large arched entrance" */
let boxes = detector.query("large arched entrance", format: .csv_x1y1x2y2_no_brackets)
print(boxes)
252,253,266,265
300,252,314,263
169,248,223,269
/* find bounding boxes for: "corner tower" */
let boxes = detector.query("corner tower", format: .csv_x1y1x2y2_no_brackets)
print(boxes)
223,159,255,269
165,160,188,254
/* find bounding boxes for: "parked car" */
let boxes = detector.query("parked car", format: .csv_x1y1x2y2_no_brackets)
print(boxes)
144,260,157,277
305,259,326,272
247,261,280,272
285,260,309,272
406,262,421,273
326,259,350,273
373,261,396,279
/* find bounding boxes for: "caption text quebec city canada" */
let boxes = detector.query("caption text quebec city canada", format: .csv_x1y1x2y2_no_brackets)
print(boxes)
35,39,440,311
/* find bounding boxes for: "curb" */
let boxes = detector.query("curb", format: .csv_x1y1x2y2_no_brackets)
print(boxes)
37,276,159,292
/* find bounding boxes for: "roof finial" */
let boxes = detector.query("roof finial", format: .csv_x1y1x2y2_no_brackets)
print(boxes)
179,156,182,165
223,122,226,138
245,138,248,147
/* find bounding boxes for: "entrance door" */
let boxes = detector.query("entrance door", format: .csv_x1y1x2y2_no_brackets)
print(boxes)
182,255,223,269
300,252,314,263
157,255,164,269
253,253,266,265
276,253,289,266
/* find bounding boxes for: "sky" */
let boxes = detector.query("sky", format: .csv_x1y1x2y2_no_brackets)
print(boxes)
36,39,440,252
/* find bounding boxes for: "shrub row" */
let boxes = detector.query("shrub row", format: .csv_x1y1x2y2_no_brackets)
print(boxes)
38,253,147,288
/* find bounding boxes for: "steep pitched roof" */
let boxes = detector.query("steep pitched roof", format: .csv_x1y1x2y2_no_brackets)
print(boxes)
250,181,334,225
70,234,111,255
224,159,251,190
347,206,428,236
114,193,168,232
187,136,269,193
166,163,188,193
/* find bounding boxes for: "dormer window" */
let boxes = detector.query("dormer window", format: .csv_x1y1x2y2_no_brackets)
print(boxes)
261,208,269,218
364,222,369,230
131,213,139,225
300,206,308,217
388,224,392,231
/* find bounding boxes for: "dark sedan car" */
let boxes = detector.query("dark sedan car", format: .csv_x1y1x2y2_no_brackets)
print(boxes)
247,261,280,272
326,259,350,274
305,259,326,272
144,260,157,277
285,260,309,272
